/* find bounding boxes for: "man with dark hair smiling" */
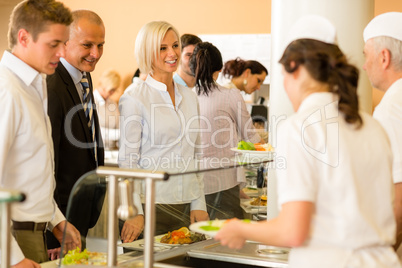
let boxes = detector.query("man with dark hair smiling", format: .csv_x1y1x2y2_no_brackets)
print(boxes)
173,33,202,87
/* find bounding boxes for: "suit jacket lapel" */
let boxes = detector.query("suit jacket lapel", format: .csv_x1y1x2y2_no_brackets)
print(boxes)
58,64,95,154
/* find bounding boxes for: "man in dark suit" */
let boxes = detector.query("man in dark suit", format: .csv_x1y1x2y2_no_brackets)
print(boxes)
46,9,106,259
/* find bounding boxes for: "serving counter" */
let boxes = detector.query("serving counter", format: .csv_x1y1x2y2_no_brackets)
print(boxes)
46,152,287,267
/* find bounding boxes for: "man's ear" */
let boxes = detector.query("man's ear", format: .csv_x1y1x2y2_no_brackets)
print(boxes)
380,48,392,70
18,28,30,47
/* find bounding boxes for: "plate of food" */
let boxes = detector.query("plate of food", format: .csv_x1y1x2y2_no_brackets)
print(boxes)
119,235,172,252
244,196,267,208
242,187,259,197
154,227,208,247
58,248,106,266
190,219,254,237
231,141,274,158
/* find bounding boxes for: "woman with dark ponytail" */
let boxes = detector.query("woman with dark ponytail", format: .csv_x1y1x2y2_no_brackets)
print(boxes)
222,58,268,94
216,15,399,268
190,42,265,220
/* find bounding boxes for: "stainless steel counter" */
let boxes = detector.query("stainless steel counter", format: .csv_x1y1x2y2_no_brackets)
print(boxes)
187,241,289,267
119,239,289,268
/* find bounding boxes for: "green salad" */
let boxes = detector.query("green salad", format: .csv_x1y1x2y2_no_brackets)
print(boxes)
237,141,256,150
61,247,89,265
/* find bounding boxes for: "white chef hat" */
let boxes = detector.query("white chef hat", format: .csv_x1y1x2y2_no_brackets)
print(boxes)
364,12,402,42
285,14,337,47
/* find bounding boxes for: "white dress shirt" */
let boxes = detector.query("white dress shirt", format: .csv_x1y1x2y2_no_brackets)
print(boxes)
60,58,86,102
197,84,262,194
119,75,206,213
276,92,399,268
0,51,65,265
373,78,402,184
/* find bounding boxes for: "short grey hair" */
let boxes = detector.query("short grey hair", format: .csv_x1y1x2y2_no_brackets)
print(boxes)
134,21,180,75
371,36,402,71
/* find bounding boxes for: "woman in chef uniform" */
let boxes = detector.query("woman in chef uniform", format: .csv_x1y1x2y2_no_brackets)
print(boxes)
215,15,401,268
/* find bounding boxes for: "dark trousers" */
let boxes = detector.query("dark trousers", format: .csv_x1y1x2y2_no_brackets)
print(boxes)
205,185,244,220
154,203,191,235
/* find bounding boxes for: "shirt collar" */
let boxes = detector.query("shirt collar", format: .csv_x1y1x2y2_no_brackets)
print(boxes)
60,57,83,84
1,50,41,87
383,78,402,100
145,75,169,92
145,75,183,107
298,92,339,113
173,73,188,87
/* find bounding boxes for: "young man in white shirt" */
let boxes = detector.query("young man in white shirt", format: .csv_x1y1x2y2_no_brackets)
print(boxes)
0,0,80,267
363,12,402,253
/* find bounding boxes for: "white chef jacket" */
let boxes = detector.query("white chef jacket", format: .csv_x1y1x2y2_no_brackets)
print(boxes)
276,92,400,268
197,84,261,194
0,51,65,265
373,78,402,184
118,75,206,213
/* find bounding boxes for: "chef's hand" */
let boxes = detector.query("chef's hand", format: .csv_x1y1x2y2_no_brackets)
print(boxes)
48,247,61,260
12,258,40,268
121,214,144,243
190,210,209,223
52,220,81,252
215,218,246,249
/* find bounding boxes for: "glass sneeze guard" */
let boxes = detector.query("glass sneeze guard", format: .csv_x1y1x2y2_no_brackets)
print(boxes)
59,152,273,267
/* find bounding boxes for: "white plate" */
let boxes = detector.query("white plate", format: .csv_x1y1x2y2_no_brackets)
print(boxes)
231,147,270,155
190,220,227,237
119,235,172,251
190,219,255,237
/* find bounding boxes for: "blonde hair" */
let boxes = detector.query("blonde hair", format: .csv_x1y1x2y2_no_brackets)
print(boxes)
134,21,180,75
98,69,121,92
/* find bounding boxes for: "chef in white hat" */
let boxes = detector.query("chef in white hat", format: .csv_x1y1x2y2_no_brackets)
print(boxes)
215,14,400,268
363,12,402,254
